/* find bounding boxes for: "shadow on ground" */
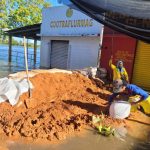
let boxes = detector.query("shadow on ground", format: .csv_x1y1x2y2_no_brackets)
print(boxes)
63,100,108,115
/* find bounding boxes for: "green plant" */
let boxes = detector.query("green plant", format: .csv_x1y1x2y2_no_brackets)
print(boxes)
92,112,114,136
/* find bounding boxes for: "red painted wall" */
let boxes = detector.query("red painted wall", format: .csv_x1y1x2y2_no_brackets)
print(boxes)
100,27,137,82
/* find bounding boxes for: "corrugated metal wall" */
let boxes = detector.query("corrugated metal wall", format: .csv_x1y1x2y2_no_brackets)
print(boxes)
50,40,69,69
132,41,150,90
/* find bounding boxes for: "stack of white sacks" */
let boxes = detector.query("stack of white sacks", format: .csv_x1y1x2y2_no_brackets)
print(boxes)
0,77,33,106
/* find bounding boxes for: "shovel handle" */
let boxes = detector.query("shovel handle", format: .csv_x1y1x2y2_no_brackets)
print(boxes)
23,36,32,98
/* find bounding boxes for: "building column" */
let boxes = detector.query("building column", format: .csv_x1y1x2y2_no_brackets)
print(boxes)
34,39,37,65
8,35,12,62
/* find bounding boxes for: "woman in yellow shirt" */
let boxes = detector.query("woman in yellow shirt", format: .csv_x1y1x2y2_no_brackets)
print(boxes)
109,56,129,82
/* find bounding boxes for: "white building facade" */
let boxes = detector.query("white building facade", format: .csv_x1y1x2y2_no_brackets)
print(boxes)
40,6,102,69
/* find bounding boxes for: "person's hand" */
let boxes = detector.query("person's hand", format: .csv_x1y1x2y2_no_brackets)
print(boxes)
103,101,111,106
111,55,113,59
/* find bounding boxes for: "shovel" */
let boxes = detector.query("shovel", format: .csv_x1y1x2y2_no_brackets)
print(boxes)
23,36,32,98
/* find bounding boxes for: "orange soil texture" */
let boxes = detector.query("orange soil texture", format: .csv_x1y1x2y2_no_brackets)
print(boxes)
0,72,149,142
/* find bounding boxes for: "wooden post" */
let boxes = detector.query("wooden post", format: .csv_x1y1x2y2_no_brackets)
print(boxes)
27,39,29,59
23,36,32,98
34,39,37,65
8,35,12,62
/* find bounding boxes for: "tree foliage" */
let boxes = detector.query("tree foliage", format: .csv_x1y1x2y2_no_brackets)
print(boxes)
0,0,51,30
0,0,7,29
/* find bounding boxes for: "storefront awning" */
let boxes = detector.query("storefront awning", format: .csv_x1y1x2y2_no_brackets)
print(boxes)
67,0,150,43
5,23,41,40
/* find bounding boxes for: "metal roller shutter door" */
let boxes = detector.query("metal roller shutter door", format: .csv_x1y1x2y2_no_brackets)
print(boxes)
132,41,150,90
50,40,69,69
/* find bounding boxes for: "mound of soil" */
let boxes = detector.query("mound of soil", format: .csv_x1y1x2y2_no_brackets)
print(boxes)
0,72,149,142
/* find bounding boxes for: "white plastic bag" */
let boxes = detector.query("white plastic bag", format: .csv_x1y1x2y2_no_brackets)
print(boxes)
0,77,33,106
109,101,131,119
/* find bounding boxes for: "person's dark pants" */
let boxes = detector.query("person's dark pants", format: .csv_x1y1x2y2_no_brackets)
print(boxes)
108,93,119,103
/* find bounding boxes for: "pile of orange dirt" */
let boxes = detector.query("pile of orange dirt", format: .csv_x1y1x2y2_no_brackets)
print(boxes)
0,72,149,142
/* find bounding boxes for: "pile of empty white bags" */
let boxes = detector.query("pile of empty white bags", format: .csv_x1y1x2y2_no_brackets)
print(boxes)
0,77,33,106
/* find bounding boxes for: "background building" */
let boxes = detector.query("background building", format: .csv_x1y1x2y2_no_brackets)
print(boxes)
40,6,102,69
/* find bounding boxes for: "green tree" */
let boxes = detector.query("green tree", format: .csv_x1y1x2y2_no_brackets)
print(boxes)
0,0,51,30
12,38,19,45
0,0,8,40
0,0,7,29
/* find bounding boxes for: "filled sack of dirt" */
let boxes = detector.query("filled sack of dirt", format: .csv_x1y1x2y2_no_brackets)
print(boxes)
109,101,131,119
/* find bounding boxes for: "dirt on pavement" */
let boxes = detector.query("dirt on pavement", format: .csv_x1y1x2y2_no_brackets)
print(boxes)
0,72,149,142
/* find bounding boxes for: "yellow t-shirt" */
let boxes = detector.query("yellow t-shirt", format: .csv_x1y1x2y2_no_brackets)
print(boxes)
139,96,150,114
109,59,129,81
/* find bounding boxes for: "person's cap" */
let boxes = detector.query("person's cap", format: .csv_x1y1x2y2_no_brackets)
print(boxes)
118,60,123,64
117,60,123,67
113,79,123,93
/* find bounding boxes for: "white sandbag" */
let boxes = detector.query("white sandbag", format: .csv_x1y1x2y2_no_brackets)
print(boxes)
76,67,97,78
109,101,131,119
18,79,33,94
0,77,33,106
